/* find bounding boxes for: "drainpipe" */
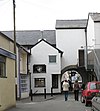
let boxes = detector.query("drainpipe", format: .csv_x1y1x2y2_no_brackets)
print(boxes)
85,28,88,70
27,53,31,94
18,48,21,99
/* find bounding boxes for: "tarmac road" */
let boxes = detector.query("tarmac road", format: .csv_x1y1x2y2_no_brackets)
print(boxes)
6,94,91,111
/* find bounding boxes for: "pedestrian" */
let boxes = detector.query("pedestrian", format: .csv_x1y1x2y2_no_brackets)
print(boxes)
81,83,85,90
68,79,73,91
62,80,69,101
74,80,80,101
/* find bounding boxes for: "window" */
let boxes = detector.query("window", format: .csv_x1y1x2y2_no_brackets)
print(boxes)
0,55,6,77
78,50,84,66
96,83,100,89
49,55,56,63
33,64,46,73
52,75,58,88
90,83,96,89
20,75,28,92
96,92,100,97
34,78,45,87
90,83,100,90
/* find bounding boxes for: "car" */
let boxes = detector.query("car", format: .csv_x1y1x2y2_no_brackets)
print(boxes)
91,92,100,111
80,81,100,106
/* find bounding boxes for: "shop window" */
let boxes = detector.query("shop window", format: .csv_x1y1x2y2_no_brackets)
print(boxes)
33,64,46,73
49,55,56,63
52,75,58,88
34,78,45,87
0,55,6,77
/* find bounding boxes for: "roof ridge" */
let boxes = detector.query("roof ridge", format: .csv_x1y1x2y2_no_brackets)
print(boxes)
56,19,87,21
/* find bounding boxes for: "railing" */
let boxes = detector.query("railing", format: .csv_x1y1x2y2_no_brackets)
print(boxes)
93,49,100,81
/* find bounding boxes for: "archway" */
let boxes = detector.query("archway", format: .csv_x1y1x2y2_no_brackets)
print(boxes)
61,65,88,92
61,65,88,84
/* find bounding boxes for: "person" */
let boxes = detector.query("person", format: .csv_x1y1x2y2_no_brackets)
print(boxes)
68,79,73,91
74,80,80,101
62,80,69,101
81,83,85,90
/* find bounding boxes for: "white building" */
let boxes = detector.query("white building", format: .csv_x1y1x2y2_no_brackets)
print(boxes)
87,13,100,81
55,20,89,83
55,19,87,69
30,39,63,94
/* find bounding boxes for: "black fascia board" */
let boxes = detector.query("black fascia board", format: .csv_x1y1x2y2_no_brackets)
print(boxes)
32,38,63,54
55,27,86,29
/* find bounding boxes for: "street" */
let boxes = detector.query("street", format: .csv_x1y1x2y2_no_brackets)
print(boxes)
6,94,91,111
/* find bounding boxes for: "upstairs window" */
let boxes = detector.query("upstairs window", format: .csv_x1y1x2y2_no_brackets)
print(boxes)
49,55,56,63
0,55,6,77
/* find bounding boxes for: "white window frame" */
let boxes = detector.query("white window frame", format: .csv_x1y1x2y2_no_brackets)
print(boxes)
49,55,57,63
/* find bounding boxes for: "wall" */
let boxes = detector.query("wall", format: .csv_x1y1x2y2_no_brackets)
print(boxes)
0,58,16,111
30,41,62,93
0,34,16,110
94,22,100,49
0,35,14,53
20,51,27,74
87,15,100,80
56,29,86,69
87,16,95,49
17,48,29,99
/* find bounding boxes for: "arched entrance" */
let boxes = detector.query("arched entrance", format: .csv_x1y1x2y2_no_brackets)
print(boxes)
61,65,88,92
61,65,88,84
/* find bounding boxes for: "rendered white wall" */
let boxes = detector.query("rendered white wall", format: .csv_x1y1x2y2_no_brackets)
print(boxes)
30,41,62,93
56,29,86,69
94,23,100,49
87,16,95,49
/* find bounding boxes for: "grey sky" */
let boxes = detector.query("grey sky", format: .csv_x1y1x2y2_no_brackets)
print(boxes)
0,0,100,30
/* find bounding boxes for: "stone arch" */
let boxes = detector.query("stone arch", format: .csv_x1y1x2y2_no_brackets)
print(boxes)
61,65,88,83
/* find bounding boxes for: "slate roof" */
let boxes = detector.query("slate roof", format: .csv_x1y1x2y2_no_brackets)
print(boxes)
2,30,56,46
89,13,100,22
55,19,87,29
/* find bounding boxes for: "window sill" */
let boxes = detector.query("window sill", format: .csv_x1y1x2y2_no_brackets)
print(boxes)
0,76,7,78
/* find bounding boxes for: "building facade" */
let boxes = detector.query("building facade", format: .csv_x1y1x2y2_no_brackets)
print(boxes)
0,32,16,110
55,19,89,83
30,39,63,94
87,13,100,81
17,46,30,99
1,31,31,99
55,20,87,69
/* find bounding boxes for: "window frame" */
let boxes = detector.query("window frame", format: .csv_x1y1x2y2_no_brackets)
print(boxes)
34,78,45,87
33,64,46,73
49,55,57,63
0,55,6,78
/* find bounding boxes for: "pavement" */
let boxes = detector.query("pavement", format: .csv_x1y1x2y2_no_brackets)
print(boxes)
17,91,79,103
17,94,55,103
16,91,82,103
6,93,91,111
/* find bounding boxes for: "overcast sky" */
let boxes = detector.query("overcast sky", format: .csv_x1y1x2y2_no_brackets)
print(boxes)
0,0,100,31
